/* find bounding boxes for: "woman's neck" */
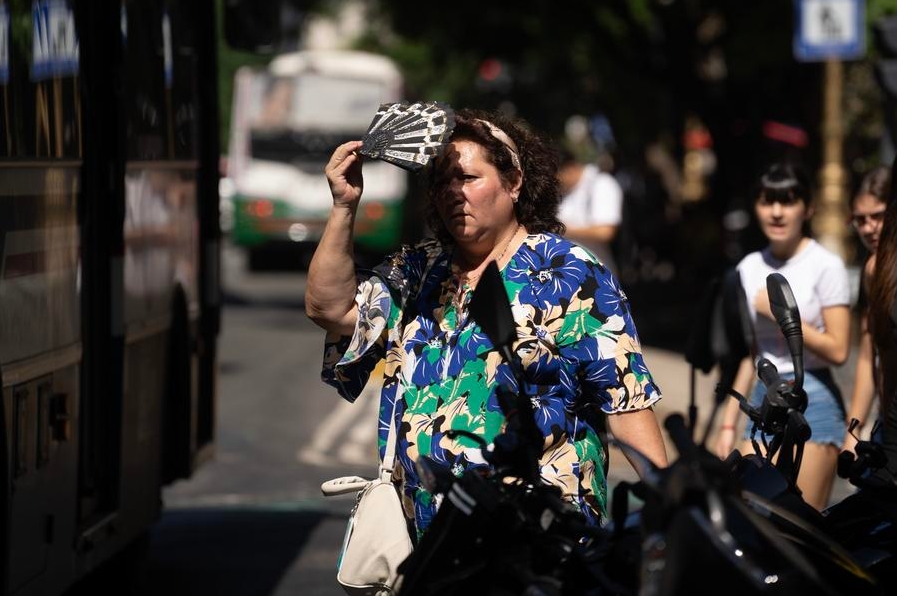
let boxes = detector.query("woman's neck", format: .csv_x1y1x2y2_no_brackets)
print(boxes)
768,236,809,262
454,224,523,276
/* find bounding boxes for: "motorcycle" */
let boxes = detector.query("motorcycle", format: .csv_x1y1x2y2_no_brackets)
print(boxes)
608,271,879,594
393,264,883,594
823,402,897,586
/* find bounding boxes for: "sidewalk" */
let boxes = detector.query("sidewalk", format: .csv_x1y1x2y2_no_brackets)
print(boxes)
606,345,857,508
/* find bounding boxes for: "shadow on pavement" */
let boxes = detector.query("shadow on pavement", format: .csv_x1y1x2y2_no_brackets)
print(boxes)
145,507,329,596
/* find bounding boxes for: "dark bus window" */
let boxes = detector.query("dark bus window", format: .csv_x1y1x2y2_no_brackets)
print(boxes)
124,0,167,160
1,0,81,159
168,2,198,160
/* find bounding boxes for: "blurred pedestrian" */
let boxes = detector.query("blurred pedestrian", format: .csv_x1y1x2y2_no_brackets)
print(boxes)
863,158,897,484
714,162,851,510
556,146,623,274
842,164,890,454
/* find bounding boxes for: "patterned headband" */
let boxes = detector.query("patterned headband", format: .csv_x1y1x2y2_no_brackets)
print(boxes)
475,119,521,170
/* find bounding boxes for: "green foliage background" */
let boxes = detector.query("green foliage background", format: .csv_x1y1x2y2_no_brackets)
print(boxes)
218,0,897,195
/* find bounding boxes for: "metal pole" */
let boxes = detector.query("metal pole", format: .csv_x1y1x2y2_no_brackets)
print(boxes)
813,58,851,263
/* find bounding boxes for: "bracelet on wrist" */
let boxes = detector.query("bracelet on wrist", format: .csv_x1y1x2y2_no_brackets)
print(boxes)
720,425,735,431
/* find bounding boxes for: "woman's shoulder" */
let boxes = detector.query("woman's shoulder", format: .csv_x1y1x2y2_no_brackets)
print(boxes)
523,232,597,263
864,253,877,282
735,249,764,271
805,239,848,271
380,237,445,266
371,237,447,290
527,231,586,251
514,232,620,291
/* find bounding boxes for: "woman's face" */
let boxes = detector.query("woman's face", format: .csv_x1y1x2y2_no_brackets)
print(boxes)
432,139,518,244
851,193,887,253
754,193,810,245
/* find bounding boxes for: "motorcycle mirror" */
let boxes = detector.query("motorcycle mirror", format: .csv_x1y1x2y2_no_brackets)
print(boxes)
712,268,753,405
684,277,721,374
468,259,541,483
469,261,517,364
765,273,804,392
699,269,754,446
718,269,754,363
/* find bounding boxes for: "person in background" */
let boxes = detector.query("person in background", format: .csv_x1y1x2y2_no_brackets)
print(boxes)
305,107,668,541
556,146,623,275
863,157,897,484
820,160,897,551
842,165,890,454
714,162,851,510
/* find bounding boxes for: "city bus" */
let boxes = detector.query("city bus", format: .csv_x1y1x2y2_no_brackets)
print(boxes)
0,1,231,593
225,49,413,269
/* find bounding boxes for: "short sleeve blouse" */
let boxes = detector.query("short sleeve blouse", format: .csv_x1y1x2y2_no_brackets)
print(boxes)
321,232,661,535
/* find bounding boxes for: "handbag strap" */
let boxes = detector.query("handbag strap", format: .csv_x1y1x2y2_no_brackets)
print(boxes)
380,396,399,482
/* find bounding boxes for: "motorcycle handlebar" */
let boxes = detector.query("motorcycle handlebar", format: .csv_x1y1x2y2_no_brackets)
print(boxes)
664,413,698,461
756,357,788,404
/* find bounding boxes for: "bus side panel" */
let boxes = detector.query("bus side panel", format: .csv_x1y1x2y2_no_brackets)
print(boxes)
5,366,80,596
0,163,82,596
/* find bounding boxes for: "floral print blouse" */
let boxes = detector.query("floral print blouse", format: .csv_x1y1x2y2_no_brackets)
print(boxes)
321,232,661,537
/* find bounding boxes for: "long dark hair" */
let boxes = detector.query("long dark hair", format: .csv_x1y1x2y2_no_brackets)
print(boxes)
424,108,564,244
852,164,891,209
868,158,897,414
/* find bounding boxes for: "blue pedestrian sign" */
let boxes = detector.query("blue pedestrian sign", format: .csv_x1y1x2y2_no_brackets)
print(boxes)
794,0,865,62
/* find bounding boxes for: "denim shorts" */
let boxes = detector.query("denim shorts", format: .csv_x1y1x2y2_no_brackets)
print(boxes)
742,368,846,447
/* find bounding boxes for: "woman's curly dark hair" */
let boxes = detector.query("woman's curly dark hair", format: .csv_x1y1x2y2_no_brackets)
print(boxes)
424,108,565,244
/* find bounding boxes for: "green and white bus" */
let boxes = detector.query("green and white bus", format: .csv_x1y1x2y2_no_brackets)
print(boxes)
225,49,412,269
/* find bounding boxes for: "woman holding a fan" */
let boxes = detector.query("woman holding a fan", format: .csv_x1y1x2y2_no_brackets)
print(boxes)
305,106,668,541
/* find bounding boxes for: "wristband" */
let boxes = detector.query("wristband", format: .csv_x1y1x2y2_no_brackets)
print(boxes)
720,425,735,431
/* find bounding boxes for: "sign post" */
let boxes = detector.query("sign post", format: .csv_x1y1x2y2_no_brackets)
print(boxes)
794,0,866,263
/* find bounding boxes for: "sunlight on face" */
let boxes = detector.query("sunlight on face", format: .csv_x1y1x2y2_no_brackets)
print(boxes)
432,140,516,244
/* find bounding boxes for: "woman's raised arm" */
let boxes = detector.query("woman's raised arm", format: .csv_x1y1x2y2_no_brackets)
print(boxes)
305,141,365,336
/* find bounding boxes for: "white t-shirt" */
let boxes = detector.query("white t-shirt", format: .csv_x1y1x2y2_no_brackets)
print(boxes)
557,164,623,272
736,239,849,374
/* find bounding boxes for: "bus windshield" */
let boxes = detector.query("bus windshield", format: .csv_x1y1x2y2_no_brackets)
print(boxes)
250,72,387,132
244,71,391,164
227,50,413,268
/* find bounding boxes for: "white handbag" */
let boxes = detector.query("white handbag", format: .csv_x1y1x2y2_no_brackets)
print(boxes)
322,400,412,595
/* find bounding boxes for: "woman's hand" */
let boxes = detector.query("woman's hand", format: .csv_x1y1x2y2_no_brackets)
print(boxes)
841,431,858,456
325,140,365,208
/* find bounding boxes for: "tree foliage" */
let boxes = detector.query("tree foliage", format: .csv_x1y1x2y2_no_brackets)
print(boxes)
355,1,895,202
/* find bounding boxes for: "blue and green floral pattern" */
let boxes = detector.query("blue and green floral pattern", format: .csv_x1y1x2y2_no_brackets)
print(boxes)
322,233,661,537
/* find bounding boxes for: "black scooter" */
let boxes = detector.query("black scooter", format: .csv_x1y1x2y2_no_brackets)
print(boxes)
608,271,880,594
394,265,881,594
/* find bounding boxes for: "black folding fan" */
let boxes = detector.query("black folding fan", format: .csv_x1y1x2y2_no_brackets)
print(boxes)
359,101,456,172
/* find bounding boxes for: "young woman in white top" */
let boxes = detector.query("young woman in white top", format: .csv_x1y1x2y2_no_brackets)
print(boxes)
714,162,851,510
